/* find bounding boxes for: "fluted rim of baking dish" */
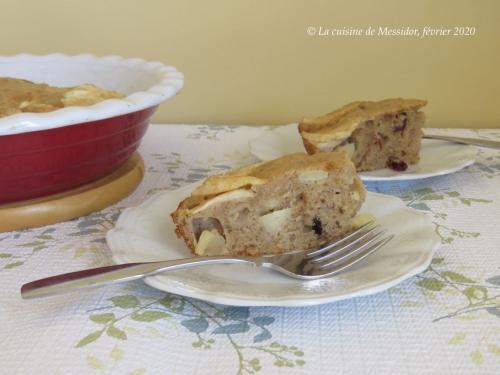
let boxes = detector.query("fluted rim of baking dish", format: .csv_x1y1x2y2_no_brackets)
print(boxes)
0,53,184,136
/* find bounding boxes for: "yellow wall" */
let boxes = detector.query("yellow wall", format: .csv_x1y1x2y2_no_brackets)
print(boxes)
1,0,499,128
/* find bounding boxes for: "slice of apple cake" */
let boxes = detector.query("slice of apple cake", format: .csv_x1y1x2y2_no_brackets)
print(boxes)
171,151,366,257
298,98,427,171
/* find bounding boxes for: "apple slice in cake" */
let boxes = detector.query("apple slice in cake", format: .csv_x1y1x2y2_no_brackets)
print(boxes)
298,98,427,171
171,151,366,257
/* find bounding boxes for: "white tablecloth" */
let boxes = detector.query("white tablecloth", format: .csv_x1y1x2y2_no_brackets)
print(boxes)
1,125,499,374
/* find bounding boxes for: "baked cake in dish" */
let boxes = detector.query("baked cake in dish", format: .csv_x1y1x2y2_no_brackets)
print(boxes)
0,77,124,118
171,151,366,257
298,98,427,171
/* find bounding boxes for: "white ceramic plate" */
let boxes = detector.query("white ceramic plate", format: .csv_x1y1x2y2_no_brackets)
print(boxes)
107,183,440,307
249,124,477,181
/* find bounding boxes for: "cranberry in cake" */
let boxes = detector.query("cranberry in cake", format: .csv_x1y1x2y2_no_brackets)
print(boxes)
171,152,366,257
298,98,427,171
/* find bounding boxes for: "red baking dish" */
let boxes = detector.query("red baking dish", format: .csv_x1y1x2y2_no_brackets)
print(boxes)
0,107,155,204
0,54,183,204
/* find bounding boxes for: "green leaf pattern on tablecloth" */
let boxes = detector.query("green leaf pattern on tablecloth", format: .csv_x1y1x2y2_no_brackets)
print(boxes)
186,125,238,141
0,227,58,270
77,292,305,374
85,344,145,375
0,208,128,272
386,180,499,366
398,187,491,243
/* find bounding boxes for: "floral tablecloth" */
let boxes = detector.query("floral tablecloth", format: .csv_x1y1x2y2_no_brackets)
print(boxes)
1,125,500,375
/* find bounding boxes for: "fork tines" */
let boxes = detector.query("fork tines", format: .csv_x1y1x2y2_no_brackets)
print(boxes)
305,221,394,277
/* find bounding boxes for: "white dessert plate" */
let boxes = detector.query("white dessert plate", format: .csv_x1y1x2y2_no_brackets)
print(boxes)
249,124,477,181
107,183,440,307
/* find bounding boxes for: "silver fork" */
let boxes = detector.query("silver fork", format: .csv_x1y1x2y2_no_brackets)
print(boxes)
21,222,393,299
423,134,500,149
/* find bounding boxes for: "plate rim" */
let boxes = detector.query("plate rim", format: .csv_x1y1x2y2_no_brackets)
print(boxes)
107,186,440,307
248,124,477,182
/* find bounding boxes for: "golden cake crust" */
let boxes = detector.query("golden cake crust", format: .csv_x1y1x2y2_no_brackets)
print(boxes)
298,98,427,153
0,77,124,118
191,151,352,198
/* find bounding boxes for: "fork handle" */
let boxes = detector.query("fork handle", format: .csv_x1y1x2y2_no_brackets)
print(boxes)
21,256,257,299
423,134,500,149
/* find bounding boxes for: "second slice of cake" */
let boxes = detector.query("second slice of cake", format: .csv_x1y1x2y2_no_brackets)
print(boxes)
298,98,427,171
171,151,366,257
